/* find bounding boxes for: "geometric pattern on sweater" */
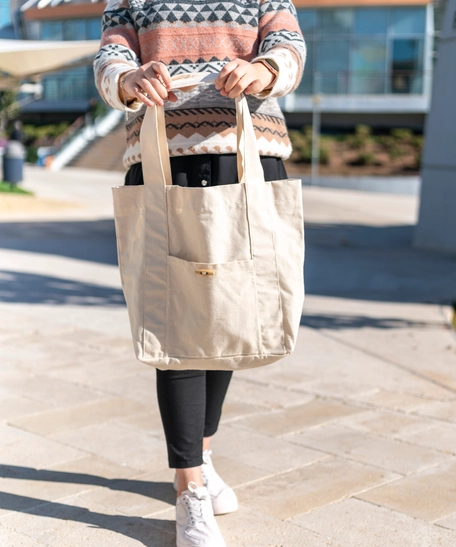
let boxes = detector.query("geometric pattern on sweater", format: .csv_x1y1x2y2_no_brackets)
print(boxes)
94,0,306,167
94,43,139,64
167,58,231,76
259,30,304,54
104,3,260,30
129,0,261,28
261,0,298,16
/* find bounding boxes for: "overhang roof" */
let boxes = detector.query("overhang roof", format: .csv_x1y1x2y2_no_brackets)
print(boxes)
0,39,100,79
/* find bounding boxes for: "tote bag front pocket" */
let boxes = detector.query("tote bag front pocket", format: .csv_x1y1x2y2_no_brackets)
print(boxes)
166,255,260,359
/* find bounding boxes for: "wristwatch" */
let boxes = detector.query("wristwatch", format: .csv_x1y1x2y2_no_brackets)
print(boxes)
253,58,279,89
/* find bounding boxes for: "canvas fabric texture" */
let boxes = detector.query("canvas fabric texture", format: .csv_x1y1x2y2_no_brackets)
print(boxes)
93,0,306,168
112,73,305,370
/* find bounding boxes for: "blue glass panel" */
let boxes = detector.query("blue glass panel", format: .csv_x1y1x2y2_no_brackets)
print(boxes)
63,19,86,40
319,72,348,94
349,72,386,94
354,8,388,35
390,39,424,93
0,0,10,28
87,18,102,40
43,66,93,100
392,38,423,70
391,8,426,35
318,9,353,35
40,20,63,40
351,39,386,72
296,39,313,94
297,9,315,34
317,39,349,71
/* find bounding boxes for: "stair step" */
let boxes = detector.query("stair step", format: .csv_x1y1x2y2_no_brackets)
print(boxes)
69,122,127,172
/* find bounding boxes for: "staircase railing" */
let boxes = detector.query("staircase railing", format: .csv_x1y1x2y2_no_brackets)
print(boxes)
50,108,124,171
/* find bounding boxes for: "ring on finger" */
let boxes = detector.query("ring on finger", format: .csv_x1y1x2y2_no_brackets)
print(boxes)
136,87,149,98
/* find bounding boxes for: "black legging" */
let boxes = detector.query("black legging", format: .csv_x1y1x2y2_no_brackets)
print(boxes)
125,153,287,468
156,369,233,468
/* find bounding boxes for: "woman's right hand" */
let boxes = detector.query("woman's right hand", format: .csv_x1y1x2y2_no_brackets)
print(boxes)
119,61,178,107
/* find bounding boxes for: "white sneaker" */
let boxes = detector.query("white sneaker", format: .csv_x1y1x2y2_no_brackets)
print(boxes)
176,481,226,547
173,450,239,515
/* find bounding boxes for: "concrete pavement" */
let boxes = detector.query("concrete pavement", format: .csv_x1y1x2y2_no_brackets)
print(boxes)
0,166,456,546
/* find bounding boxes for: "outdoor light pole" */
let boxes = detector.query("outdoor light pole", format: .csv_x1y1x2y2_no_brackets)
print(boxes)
310,72,321,187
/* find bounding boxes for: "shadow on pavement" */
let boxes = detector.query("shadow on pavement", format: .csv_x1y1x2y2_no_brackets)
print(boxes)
0,492,174,546
0,270,125,306
300,313,444,330
305,222,456,304
0,465,176,546
1,219,455,305
0,219,118,266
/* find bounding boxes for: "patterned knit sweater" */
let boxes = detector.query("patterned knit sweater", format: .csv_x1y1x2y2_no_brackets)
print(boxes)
94,0,306,168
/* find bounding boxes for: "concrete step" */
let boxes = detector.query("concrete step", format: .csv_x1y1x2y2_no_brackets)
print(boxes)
70,122,126,172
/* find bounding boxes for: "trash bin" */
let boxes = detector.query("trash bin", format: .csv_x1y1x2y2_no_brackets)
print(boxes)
2,140,25,184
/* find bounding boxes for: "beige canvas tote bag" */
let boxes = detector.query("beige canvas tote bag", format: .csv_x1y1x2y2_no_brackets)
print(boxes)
113,72,304,370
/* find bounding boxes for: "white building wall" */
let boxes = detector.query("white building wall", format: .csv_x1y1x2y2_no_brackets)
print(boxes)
415,0,456,252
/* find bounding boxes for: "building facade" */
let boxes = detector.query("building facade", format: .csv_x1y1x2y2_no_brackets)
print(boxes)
7,0,442,128
15,0,104,121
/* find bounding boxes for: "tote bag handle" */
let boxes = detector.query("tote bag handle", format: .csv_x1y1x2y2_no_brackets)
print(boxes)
140,72,265,188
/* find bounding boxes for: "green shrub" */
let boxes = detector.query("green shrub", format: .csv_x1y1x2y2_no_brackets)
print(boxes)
411,135,423,151
26,145,38,164
391,128,413,145
389,143,405,159
346,124,372,150
23,122,69,142
357,152,375,166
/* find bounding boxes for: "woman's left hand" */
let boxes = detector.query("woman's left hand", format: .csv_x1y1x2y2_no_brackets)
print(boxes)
215,59,275,98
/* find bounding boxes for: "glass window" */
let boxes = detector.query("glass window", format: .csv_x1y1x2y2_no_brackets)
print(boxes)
391,8,426,35
317,39,349,72
41,20,63,40
319,73,348,94
349,72,386,94
390,39,424,93
391,38,423,71
297,9,316,35
63,19,86,40
318,9,353,35
354,8,388,35
297,39,314,94
43,66,94,100
0,0,10,28
43,77,59,101
87,18,102,40
351,39,386,72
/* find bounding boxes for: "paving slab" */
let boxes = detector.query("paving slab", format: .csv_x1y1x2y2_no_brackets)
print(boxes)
9,397,153,436
235,399,362,437
293,497,456,547
1,167,456,545
352,389,436,412
235,457,399,520
400,422,456,455
358,458,456,521
287,423,451,475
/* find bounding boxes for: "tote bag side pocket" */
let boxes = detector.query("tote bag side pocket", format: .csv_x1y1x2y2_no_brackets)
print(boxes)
112,185,147,360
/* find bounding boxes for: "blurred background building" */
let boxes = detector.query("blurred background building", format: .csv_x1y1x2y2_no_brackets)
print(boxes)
292,0,444,130
0,0,448,130
1,0,104,123
0,0,450,173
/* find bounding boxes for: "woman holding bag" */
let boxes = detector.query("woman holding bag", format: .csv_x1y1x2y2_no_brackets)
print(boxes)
94,1,305,546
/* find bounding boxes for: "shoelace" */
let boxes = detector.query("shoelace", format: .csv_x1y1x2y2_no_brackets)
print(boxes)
183,482,210,526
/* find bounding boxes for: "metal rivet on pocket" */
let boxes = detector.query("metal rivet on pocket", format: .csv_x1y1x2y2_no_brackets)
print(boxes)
201,179,208,187
195,269,215,276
